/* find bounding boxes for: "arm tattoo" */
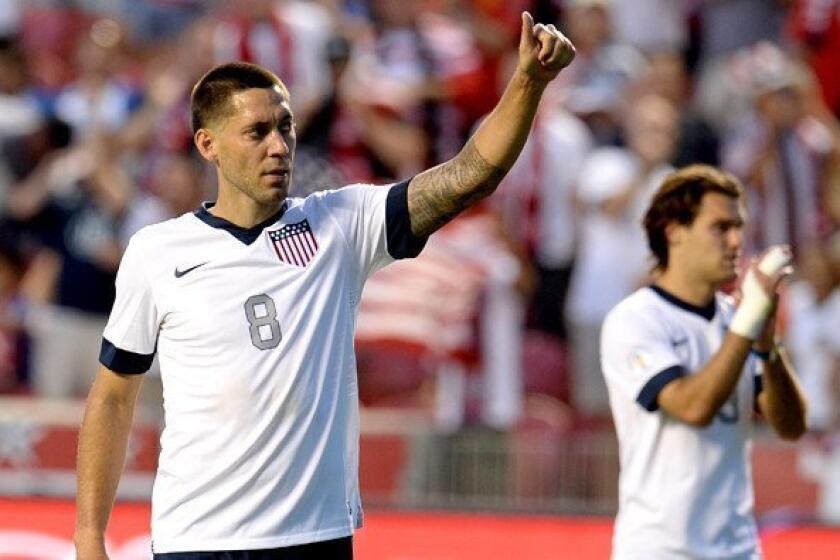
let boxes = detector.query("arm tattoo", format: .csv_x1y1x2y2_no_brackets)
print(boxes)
407,139,508,237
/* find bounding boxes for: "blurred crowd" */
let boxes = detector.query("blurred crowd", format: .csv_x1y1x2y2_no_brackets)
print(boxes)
0,0,837,464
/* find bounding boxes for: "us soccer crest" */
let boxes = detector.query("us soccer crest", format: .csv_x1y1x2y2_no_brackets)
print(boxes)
268,219,319,267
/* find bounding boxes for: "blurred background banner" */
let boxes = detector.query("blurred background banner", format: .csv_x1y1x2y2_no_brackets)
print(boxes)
1,498,839,559
0,0,838,557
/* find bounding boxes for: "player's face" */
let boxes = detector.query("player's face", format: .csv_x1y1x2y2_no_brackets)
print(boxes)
211,87,296,207
679,192,745,285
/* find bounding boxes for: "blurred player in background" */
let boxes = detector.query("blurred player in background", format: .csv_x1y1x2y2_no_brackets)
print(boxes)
600,165,807,559
74,12,575,560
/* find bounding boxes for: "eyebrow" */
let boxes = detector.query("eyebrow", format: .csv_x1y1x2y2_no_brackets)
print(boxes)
242,112,293,131
714,217,744,227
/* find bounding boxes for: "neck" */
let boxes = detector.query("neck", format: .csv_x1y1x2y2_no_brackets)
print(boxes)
210,188,284,229
654,265,717,308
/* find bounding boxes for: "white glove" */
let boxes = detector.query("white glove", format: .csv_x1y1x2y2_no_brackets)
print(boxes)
729,245,792,340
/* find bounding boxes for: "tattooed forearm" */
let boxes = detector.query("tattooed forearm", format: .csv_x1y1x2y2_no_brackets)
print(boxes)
407,139,508,237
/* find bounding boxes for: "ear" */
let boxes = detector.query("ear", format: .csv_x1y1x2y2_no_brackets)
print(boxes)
194,128,218,164
664,221,684,248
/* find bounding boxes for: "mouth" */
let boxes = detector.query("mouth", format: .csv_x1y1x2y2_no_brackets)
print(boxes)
262,169,290,177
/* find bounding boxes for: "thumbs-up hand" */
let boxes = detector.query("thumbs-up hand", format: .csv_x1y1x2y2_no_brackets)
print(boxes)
518,12,575,83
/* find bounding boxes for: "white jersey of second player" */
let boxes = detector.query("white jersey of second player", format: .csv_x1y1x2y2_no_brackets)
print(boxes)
100,181,423,554
601,285,762,560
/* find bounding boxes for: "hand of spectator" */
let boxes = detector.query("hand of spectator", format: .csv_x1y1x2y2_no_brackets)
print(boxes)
601,170,654,218
340,58,424,114
518,12,575,84
797,67,840,158
601,186,637,218
148,67,188,109
44,146,96,195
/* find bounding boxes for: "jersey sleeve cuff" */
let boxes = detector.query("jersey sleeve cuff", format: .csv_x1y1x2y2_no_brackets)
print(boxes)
636,365,685,412
99,338,154,374
385,179,427,259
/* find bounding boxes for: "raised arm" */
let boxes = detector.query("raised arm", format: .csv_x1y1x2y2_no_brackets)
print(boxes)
407,12,575,238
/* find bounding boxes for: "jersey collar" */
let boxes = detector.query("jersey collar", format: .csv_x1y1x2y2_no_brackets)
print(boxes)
194,201,288,245
648,284,716,321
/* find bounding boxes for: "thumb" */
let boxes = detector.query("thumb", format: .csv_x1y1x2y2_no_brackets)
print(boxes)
520,11,536,51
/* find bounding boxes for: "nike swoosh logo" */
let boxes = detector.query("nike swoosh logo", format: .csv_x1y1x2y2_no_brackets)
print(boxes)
174,262,208,278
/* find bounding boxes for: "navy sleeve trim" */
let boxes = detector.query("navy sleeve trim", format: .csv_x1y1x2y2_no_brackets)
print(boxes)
385,179,427,259
636,365,685,412
99,338,154,375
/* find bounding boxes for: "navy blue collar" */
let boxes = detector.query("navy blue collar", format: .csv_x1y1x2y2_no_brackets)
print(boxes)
194,201,287,245
649,284,716,321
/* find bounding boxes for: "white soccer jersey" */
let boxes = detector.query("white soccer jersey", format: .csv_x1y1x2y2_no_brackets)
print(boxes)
100,181,424,553
601,286,763,560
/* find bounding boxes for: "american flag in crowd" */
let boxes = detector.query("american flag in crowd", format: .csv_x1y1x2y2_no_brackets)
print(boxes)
268,219,319,267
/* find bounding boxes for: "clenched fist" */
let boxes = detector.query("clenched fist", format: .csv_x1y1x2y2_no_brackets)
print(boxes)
518,12,575,83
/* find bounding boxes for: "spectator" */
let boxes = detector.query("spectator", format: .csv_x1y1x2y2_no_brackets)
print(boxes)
120,152,206,243
693,0,792,129
120,0,205,45
0,0,20,37
609,0,689,54
0,237,28,393
788,0,840,117
631,50,720,167
1,117,72,196
117,18,216,159
492,96,592,340
792,235,840,524
346,0,485,168
785,239,840,432
0,38,42,141
557,0,648,145
210,0,333,132
723,44,837,256
296,34,419,187
0,37,42,205
6,134,133,397
52,20,141,139
566,94,679,416
427,0,531,130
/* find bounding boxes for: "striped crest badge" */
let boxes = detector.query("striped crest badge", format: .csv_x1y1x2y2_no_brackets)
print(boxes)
268,219,319,267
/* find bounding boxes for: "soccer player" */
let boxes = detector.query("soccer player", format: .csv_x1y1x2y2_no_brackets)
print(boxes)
74,13,575,560
601,164,808,559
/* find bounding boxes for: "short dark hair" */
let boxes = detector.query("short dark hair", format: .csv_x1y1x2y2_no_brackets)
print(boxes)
643,164,744,271
190,62,289,133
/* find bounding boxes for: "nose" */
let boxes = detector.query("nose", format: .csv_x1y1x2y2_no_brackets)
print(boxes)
266,130,289,157
727,227,743,251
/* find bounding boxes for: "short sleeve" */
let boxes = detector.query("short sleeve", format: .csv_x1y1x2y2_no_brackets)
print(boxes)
600,305,685,412
99,235,159,374
320,180,427,279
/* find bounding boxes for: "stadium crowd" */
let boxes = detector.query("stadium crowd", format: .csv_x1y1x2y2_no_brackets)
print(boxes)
0,0,837,501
